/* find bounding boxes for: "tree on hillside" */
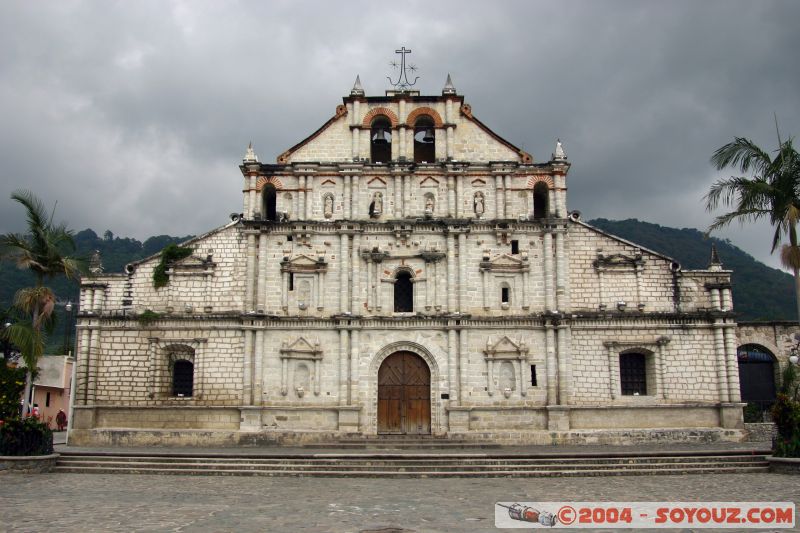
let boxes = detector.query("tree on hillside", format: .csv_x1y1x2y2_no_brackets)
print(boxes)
705,132,800,320
0,190,82,416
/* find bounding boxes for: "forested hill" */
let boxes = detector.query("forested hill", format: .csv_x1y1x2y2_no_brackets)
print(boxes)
589,218,795,321
0,221,795,323
0,229,194,310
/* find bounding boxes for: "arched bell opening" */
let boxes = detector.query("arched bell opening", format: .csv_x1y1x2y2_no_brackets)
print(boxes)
394,270,413,312
371,117,392,164
413,116,436,163
532,182,549,219
262,184,278,221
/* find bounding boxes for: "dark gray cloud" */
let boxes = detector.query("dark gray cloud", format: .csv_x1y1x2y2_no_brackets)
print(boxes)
0,0,797,269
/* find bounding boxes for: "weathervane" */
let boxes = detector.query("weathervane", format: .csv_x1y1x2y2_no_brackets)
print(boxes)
387,47,419,91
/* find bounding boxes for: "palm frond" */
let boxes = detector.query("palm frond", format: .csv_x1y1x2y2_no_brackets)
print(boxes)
710,137,773,175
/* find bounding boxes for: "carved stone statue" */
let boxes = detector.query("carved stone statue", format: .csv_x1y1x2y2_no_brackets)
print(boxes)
424,194,435,217
369,192,383,218
323,194,334,219
474,191,485,217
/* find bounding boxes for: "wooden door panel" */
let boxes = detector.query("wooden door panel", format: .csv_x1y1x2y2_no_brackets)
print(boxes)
377,352,431,435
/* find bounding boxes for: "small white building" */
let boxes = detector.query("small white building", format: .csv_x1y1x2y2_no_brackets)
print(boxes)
69,76,743,446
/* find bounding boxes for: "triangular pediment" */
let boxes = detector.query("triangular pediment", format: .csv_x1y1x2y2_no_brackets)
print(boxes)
287,254,318,266
419,176,439,188
484,335,528,358
367,177,387,188
490,253,524,266
280,336,323,359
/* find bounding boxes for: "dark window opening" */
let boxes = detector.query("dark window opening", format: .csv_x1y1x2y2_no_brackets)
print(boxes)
371,117,392,163
45,392,51,407
511,240,519,254
287,235,293,242
262,184,278,221
620,353,647,395
530,365,537,386
501,286,510,304
288,272,294,291
394,271,413,312
173,360,194,397
533,182,549,219
413,117,436,163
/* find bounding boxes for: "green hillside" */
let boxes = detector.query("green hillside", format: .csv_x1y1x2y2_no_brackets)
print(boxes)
588,218,795,321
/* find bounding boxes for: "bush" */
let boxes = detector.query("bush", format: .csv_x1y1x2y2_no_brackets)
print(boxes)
0,417,53,456
771,393,800,457
743,402,764,423
152,244,193,288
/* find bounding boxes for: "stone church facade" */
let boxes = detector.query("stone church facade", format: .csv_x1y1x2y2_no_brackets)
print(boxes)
70,77,744,446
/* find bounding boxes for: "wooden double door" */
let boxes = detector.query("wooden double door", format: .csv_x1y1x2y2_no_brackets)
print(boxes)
377,352,431,435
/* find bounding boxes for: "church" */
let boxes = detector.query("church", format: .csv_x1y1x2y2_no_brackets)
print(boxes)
69,71,744,446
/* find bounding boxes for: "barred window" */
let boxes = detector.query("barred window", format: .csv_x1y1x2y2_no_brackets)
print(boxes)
620,352,647,395
172,360,194,397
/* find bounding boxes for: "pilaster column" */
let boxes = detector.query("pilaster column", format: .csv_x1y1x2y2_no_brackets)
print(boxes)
710,288,721,310
724,324,741,402
244,233,256,312
242,329,253,405
713,322,730,402
543,231,554,312
88,326,100,403
339,329,349,406
253,329,263,405
76,328,90,403
556,324,570,405
455,176,463,218
481,269,489,310
298,176,306,220
458,328,468,405
399,126,407,159
458,232,467,312
656,338,668,400
344,175,351,219
243,176,250,215
504,174,512,218
256,233,268,312
495,175,504,219
305,176,313,219
281,271,288,311
394,176,402,218
606,343,618,400
349,329,359,404
361,129,370,160
351,234,361,313
448,329,458,404
403,175,411,218
352,101,360,159
446,126,454,159
351,176,360,219
447,176,455,217
340,233,349,313
555,231,565,311
446,234,456,312
248,175,257,218
722,288,733,311
365,258,373,310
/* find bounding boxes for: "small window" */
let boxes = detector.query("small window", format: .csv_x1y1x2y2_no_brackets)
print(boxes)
511,240,519,254
501,286,510,305
288,272,294,291
620,353,647,395
173,360,194,397
46,392,51,407
530,365,537,387
394,271,413,312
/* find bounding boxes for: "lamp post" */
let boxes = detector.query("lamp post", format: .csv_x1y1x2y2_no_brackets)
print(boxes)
63,301,74,356
1,320,11,360
789,333,800,365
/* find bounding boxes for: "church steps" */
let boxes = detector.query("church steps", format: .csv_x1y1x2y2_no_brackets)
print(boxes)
55,451,769,477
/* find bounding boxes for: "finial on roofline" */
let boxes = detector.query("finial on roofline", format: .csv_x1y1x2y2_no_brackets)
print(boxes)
708,243,722,270
552,138,567,161
442,73,456,95
350,75,365,97
243,141,258,163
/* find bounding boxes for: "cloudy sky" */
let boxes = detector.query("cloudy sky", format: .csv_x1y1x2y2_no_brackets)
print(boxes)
1,1,798,269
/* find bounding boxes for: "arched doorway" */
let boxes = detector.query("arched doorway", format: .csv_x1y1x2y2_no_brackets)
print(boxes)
737,344,777,414
377,352,431,435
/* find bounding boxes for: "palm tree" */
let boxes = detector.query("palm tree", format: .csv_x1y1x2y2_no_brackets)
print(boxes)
705,134,800,320
0,190,82,416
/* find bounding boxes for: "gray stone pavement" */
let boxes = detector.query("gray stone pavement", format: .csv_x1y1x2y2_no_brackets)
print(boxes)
1,471,797,532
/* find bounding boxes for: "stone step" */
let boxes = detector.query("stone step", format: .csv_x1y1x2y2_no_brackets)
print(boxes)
56,454,767,466
55,459,768,472
52,464,770,478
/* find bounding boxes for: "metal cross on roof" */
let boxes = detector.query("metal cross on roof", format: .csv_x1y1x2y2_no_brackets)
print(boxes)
387,47,419,91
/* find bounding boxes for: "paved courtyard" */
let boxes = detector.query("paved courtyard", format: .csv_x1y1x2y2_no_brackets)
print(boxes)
1,471,798,532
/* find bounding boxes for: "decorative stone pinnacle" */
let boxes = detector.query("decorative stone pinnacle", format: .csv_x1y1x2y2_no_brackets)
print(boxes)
243,142,258,163
709,243,722,270
552,138,567,161
442,73,456,95
350,75,365,96
89,249,104,275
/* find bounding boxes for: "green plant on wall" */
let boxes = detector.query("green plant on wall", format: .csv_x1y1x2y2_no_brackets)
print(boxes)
136,309,162,327
0,364,27,420
152,243,193,288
